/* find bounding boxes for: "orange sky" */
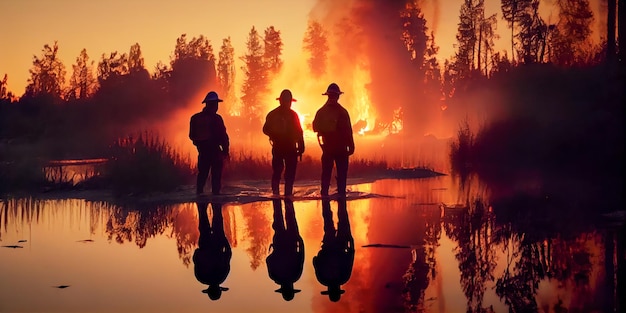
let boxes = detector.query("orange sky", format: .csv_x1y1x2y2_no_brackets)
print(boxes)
0,0,604,95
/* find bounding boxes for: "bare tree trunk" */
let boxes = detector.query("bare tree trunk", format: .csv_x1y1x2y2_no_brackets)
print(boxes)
477,24,483,73
617,0,626,67
608,0,616,60
511,1,517,63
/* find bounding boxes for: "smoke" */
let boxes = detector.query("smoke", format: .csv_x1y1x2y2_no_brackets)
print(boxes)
306,0,448,140
140,0,452,168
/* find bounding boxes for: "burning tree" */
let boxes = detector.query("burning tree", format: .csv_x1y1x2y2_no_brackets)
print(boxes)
240,26,270,124
263,26,283,77
303,20,329,78
217,37,237,115
549,0,594,66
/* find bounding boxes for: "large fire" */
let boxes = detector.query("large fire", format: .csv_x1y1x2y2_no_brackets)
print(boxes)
158,0,460,170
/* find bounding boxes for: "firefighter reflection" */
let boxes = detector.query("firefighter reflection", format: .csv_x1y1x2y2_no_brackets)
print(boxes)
266,198,305,301
193,201,231,300
313,197,355,302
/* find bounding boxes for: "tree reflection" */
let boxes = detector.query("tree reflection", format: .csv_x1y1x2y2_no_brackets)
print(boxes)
266,199,304,301
402,205,442,312
243,202,272,270
444,197,497,312
193,201,231,300
313,197,355,302
490,193,602,312
105,203,171,248
170,203,200,266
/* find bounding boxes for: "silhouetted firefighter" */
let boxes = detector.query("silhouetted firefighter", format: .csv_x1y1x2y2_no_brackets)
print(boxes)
193,201,231,300
312,83,355,196
313,197,354,302
263,89,305,196
189,91,230,195
265,198,305,301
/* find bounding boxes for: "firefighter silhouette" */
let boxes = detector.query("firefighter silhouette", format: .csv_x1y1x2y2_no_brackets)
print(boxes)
313,197,354,302
192,201,231,300
265,198,305,301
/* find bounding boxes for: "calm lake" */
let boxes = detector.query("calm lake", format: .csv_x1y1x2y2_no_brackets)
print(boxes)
1,176,622,313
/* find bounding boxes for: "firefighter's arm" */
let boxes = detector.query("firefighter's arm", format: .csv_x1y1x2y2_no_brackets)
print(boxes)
346,112,355,155
217,116,230,157
189,117,197,145
262,112,275,138
296,127,305,155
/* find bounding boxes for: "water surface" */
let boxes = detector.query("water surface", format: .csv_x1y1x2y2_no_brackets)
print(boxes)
1,177,621,313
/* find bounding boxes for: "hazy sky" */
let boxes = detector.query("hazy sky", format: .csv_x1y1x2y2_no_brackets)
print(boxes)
0,0,603,95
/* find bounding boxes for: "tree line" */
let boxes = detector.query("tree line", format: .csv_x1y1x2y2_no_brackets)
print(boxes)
0,0,621,159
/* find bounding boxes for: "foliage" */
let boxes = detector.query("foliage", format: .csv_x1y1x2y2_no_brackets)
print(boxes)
169,34,218,104
263,26,283,76
0,74,10,100
97,51,129,84
401,2,428,70
67,48,98,100
25,42,66,101
240,26,270,123
449,118,474,181
217,37,237,114
549,0,595,66
302,20,329,78
501,0,533,63
128,43,146,73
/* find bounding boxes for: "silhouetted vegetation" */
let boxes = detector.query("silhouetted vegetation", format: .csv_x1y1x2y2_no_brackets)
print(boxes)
0,158,49,194
449,62,623,210
1,0,622,200
103,133,195,195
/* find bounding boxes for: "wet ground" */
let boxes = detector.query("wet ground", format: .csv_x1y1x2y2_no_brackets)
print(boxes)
1,176,624,313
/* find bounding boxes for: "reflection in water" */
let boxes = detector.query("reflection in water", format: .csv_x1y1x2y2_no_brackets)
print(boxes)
313,197,355,302
402,203,443,312
1,176,623,312
266,199,304,301
243,202,272,270
444,198,497,312
193,201,231,300
105,204,171,248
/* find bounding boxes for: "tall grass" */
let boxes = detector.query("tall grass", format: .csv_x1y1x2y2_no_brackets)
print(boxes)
221,152,389,183
104,132,195,195
449,118,474,180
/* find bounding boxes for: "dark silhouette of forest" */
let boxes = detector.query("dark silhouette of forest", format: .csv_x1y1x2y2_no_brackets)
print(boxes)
1,0,623,198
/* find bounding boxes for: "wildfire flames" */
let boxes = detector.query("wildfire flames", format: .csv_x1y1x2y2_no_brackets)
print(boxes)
162,0,456,169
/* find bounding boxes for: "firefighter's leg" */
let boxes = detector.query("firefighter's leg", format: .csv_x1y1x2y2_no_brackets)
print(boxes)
284,154,298,196
335,154,349,195
321,153,333,196
271,152,284,195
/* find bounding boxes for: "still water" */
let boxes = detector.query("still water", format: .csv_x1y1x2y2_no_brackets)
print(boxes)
0,177,622,313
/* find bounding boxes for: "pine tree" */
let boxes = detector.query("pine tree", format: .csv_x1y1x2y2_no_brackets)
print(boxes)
303,20,329,78
67,48,98,100
25,41,66,99
218,37,236,115
263,26,283,76
241,26,269,122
